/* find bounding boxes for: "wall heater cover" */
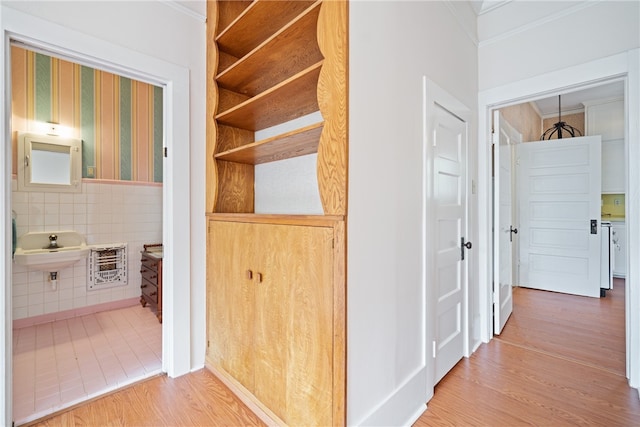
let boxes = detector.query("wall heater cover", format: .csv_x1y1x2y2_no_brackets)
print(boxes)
88,243,127,291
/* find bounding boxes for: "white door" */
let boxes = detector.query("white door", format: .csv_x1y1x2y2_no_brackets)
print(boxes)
517,136,602,298
493,111,520,334
433,104,468,384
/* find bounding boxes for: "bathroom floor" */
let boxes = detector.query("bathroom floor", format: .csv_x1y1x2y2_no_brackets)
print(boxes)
12,304,162,425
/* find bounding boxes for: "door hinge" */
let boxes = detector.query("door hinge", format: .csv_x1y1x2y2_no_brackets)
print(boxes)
207,340,210,348
432,341,437,358
164,147,168,158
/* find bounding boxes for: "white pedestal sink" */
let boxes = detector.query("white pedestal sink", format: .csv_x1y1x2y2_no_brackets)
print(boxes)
14,231,90,272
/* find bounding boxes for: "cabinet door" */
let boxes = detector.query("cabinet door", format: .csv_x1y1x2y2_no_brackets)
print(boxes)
587,100,624,141
602,139,625,193
613,223,627,277
253,223,334,426
207,220,256,390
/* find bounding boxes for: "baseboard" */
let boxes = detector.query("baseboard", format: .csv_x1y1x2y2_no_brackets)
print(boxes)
12,297,140,329
354,366,427,426
204,361,285,427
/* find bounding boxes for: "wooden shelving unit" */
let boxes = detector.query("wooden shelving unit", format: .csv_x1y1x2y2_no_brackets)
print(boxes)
207,0,346,215
216,2,322,96
205,1,348,425
216,1,316,61
216,62,322,131
214,122,324,165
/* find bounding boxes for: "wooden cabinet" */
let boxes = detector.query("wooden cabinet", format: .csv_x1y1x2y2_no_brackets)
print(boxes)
206,216,344,426
612,222,626,278
205,1,347,425
140,244,163,323
586,99,625,193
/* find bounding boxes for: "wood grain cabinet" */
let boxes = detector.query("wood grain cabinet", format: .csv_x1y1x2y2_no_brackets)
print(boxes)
140,244,163,323
206,217,344,426
205,1,347,425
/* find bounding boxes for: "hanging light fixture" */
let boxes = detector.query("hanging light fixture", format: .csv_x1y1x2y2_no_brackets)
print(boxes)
540,95,583,140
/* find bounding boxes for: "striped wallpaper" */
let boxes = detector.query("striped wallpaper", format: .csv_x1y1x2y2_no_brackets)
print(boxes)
11,46,163,183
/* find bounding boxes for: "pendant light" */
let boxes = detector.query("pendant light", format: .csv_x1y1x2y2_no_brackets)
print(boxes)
540,95,583,140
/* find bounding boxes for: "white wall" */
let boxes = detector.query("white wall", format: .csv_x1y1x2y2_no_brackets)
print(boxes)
348,1,478,424
12,179,162,320
478,1,640,90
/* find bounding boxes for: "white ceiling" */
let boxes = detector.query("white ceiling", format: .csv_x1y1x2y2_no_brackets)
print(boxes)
533,81,625,117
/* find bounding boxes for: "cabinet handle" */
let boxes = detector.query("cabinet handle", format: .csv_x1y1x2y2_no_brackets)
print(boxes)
256,272,263,283
246,270,253,280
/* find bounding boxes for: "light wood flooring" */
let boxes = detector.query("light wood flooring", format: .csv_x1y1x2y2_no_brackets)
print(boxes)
416,278,640,426
32,280,639,426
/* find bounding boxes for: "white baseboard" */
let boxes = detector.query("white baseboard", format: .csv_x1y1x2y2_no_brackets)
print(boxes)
355,366,427,426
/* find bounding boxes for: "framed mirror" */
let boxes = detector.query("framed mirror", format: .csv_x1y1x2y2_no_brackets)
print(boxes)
17,132,82,192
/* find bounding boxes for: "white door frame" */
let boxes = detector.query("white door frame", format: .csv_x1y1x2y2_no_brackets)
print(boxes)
478,49,640,389
1,7,193,424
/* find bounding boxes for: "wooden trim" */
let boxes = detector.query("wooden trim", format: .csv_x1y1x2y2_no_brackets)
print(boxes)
206,361,286,427
332,220,347,425
316,0,349,216
206,213,344,227
206,0,219,213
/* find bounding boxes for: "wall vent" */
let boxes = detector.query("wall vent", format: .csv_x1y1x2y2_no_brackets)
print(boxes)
88,243,127,291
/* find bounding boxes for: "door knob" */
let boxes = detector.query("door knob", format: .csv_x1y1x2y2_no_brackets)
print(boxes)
509,226,518,242
461,237,472,260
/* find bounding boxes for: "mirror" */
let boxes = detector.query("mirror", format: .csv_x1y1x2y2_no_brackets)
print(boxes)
18,132,82,192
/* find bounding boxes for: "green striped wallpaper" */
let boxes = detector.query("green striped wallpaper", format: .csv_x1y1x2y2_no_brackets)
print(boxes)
11,46,163,183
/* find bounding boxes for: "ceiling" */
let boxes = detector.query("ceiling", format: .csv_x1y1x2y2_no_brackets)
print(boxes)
533,81,625,117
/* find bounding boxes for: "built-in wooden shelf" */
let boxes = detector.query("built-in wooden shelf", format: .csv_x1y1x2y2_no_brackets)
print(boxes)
215,62,322,131
215,122,323,165
216,2,322,96
216,1,317,60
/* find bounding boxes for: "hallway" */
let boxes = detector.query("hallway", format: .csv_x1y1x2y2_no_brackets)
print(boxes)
415,279,639,425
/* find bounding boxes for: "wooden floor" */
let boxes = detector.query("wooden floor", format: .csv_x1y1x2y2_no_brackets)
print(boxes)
32,280,639,426
416,279,640,426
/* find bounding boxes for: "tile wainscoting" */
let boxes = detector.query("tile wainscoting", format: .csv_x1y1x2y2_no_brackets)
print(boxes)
11,178,162,320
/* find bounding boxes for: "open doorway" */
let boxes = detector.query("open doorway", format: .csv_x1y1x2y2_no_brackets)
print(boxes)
9,44,164,423
2,8,193,425
491,83,627,376
477,50,640,388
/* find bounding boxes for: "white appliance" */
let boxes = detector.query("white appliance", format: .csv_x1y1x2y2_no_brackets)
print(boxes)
600,221,614,294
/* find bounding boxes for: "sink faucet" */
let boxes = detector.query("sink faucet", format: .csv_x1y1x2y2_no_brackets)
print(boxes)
45,234,61,249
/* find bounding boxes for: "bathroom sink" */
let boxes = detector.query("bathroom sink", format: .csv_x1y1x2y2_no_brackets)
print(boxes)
14,231,90,272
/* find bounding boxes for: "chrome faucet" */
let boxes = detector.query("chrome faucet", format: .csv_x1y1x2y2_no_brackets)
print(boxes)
44,234,61,249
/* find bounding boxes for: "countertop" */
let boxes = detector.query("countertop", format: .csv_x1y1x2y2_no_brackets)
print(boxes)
142,250,163,259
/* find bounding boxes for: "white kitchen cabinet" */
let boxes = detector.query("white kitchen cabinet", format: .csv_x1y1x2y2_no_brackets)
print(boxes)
601,139,625,193
586,99,625,193
586,99,624,141
612,222,626,278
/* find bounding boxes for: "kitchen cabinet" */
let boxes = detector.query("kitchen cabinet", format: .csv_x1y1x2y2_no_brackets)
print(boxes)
612,222,626,277
207,217,344,426
585,99,625,193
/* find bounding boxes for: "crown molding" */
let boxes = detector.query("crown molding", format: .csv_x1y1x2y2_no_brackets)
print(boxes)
479,0,603,48
444,0,479,47
159,0,206,22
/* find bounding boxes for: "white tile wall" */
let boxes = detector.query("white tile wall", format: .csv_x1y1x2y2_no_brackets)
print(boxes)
12,178,163,320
